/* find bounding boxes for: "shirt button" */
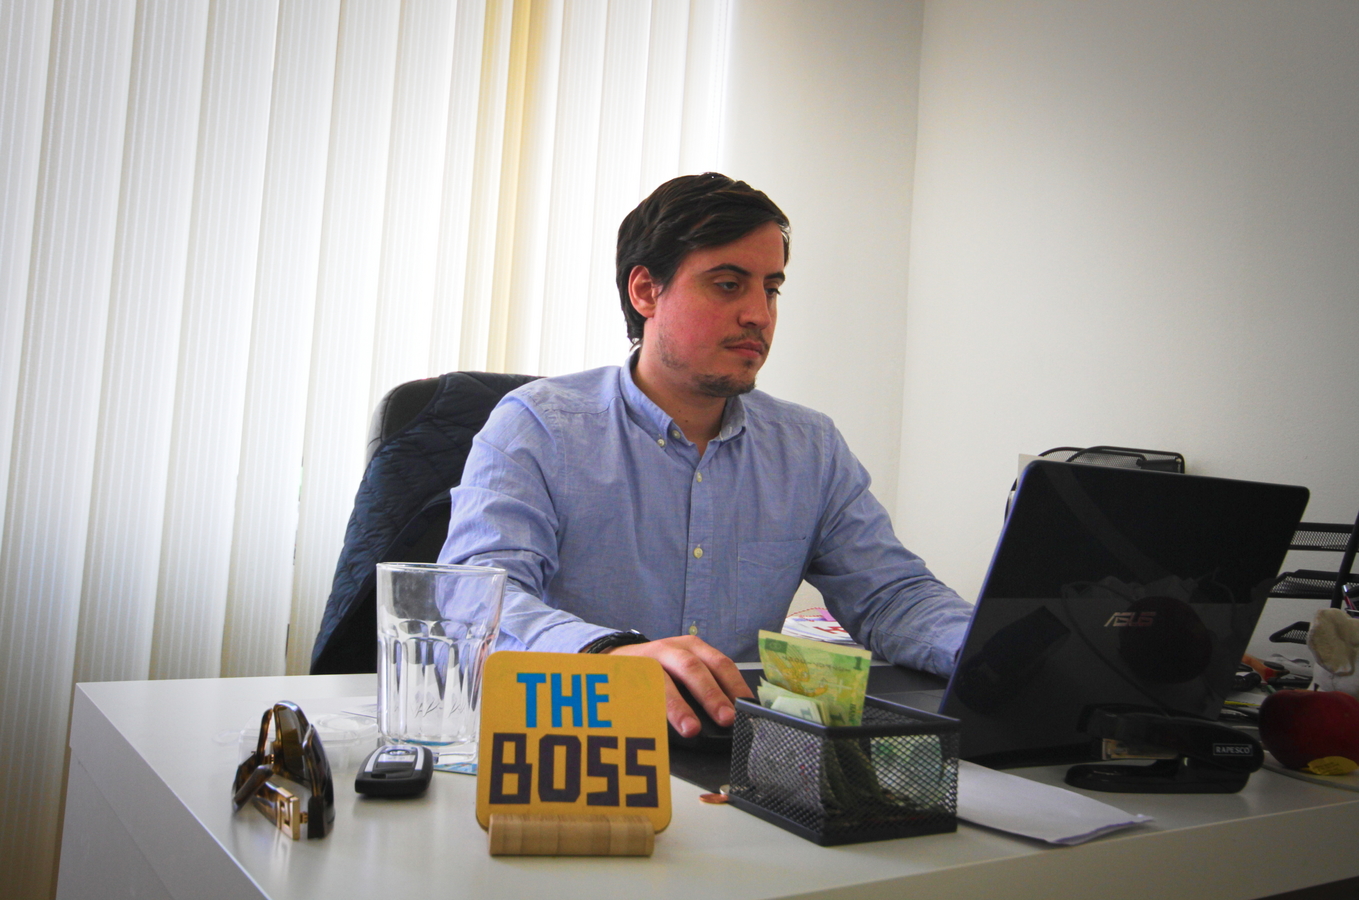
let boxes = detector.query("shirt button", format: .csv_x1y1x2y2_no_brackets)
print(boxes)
671,429,681,439
688,623,699,636
693,545,703,559
695,472,703,483
657,437,665,447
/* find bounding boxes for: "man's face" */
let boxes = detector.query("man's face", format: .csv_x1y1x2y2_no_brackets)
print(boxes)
634,221,785,399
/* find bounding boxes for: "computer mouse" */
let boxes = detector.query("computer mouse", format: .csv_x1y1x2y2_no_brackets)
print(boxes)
666,679,732,753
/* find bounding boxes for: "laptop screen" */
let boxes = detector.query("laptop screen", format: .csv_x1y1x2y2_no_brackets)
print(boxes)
943,460,1309,767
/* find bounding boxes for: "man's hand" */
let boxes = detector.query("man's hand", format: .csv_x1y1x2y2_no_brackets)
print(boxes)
607,635,754,737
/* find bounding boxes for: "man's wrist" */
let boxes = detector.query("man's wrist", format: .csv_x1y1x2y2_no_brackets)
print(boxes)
579,630,650,654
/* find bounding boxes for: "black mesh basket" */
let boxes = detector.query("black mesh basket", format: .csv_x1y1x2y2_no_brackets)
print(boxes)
727,696,959,845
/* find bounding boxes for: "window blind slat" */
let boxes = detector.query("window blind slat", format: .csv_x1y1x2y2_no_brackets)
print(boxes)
370,0,461,405
0,3,137,894
77,0,211,686
502,0,565,374
428,0,493,374
0,0,55,541
459,0,517,371
151,0,281,681
287,0,404,676
583,0,655,365
538,0,608,375
222,0,342,678
0,2,728,891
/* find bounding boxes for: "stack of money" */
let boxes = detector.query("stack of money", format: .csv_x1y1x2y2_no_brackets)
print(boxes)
735,632,956,841
757,630,871,726
750,631,897,820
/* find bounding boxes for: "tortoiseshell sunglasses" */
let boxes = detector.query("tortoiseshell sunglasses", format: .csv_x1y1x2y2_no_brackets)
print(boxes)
231,701,335,839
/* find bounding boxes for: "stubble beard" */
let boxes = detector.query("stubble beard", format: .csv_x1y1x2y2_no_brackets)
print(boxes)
694,372,756,398
655,330,760,398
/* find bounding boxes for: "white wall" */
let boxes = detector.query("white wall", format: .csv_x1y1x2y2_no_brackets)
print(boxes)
721,0,924,521
900,0,1359,623
722,1,1359,642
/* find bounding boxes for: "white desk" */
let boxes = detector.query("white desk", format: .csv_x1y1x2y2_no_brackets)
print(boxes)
58,674,1359,900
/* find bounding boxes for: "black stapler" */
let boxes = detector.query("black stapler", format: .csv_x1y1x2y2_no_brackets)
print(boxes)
1065,707,1263,794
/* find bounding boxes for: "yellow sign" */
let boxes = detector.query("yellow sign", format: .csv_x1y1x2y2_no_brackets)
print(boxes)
476,651,671,832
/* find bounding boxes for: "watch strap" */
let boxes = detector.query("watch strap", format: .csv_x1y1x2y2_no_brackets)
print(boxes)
579,630,650,654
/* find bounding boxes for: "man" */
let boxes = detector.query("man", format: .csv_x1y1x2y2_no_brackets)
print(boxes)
439,173,973,738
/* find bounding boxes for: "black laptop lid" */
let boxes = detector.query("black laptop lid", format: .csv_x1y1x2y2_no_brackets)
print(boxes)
943,460,1308,767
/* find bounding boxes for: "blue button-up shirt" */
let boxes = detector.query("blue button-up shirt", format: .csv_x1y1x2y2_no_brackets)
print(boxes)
439,360,972,676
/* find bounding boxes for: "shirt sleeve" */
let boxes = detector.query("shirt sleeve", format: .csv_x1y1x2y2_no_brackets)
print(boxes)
804,426,974,677
437,395,614,654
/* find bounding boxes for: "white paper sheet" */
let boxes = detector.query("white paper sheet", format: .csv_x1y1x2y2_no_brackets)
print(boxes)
956,760,1153,845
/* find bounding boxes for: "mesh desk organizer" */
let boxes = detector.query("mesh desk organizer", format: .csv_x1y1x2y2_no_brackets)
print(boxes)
1004,445,1185,518
727,697,960,845
1268,512,1359,645
1025,445,1185,472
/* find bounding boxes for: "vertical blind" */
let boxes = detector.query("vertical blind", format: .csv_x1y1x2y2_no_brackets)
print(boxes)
0,0,729,895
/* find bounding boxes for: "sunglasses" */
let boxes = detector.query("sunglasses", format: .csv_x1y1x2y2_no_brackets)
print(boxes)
231,701,335,839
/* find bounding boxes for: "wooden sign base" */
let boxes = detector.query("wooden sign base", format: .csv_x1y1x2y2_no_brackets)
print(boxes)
487,814,655,857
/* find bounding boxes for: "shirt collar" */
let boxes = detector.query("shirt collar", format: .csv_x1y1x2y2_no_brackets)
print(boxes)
619,353,748,445
716,390,747,441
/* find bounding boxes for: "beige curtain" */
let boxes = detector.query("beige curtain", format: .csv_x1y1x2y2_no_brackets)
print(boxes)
0,0,729,895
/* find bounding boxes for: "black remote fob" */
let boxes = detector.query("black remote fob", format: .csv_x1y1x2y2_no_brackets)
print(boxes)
355,744,434,797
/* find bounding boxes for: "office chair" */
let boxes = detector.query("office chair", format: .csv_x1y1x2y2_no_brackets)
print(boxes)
309,371,539,674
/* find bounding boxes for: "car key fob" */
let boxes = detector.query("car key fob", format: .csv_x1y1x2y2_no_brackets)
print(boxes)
355,744,434,797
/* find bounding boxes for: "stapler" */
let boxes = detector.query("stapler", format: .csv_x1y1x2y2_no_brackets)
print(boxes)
1065,707,1263,794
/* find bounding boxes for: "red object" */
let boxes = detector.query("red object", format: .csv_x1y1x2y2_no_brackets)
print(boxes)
1258,690,1359,769
1241,654,1278,682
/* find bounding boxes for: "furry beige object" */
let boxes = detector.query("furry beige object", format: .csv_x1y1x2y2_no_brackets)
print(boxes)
1308,608,1359,697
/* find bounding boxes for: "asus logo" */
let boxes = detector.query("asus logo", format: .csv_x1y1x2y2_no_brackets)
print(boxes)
1213,743,1255,756
1104,611,1157,628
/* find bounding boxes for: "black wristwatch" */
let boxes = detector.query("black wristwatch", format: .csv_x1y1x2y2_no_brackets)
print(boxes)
579,630,650,654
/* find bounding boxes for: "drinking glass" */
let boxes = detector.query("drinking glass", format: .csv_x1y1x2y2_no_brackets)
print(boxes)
376,562,505,763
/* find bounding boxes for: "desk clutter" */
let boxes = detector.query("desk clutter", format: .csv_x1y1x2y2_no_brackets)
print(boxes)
230,701,336,840
956,762,1151,845
1246,604,1359,789
1308,606,1359,697
727,695,960,845
221,670,1358,858
74,673,1359,899
1259,689,1359,776
724,631,960,845
224,602,1358,856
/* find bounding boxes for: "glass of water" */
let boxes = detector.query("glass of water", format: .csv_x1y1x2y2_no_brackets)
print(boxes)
375,562,506,764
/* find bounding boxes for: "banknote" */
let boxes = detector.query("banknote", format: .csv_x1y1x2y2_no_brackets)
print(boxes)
757,678,826,724
758,630,871,727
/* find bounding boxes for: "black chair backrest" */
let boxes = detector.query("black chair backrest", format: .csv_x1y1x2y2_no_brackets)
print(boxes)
309,371,539,674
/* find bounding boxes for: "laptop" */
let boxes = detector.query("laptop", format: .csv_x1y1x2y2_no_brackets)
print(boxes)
874,459,1309,767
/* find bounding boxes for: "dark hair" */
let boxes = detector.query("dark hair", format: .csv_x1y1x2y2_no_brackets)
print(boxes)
616,172,789,343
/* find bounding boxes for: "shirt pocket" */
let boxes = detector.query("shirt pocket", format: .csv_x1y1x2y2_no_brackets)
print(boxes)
736,539,809,633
